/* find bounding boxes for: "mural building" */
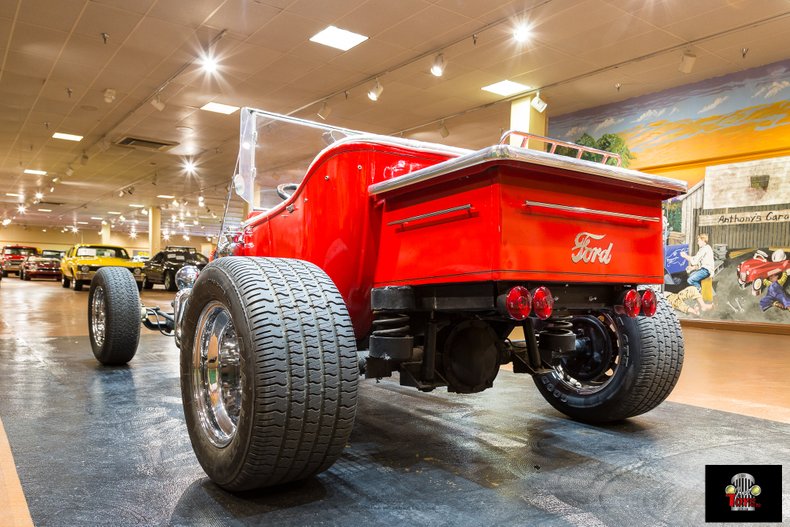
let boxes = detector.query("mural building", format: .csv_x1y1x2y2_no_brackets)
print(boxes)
550,59,790,325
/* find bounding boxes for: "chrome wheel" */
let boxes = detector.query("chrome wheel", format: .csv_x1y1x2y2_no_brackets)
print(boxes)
548,313,622,395
91,285,106,348
192,301,242,448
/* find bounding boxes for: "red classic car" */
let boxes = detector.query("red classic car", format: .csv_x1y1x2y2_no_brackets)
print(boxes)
89,108,686,492
737,249,790,293
20,255,62,281
1,245,38,276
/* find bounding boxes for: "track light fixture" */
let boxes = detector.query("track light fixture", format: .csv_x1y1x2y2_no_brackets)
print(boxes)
150,95,165,111
531,91,547,113
430,54,446,77
438,121,449,138
678,50,696,74
317,100,332,120
367,79,383,101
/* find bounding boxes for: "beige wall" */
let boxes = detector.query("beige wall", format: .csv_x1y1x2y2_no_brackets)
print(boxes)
0,225,149,254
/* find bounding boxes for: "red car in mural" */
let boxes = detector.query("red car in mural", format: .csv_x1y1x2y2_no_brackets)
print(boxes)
89,108,687,492
737,249,789,293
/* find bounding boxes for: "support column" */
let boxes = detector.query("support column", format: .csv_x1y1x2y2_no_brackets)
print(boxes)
101,222,111,244
148,206,161,256
509,95,548,150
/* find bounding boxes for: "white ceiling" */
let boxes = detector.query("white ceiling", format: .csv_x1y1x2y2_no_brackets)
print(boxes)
1,0,789,237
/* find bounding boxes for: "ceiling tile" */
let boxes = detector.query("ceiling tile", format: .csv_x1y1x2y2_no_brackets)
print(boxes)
8,23,68,60
148,0,225,29
284,0,363,25
247,12,325,53
73,2,143,42
375,6,473,50
205,0,282,38
16,0,85,32
336,0,431,37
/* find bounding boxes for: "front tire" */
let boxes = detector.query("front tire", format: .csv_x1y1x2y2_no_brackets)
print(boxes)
73,279,84,291
180,257,359,491
62,275,70,288
164,271,177,292
142,276,154,290
88,267,141,365
23,272,31,281
534,294,684,423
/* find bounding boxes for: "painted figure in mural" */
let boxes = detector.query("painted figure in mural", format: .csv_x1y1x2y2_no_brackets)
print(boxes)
681,233,715,290
663,286,714,316
759,269,790,311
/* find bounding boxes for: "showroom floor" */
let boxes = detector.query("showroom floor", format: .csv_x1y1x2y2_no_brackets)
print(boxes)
0,278,788,526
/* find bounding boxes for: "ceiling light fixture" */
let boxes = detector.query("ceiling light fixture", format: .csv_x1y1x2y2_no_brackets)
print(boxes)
367,79,383,101
157,194,175,199
430,54,446,77
200,102,239,114
150,95,165,112
481,80,531,96
118,189,125,197
103,88,116,103
91,217,103,220
65,166,74,177
108,211,122,215
5,192,20,197
678,50,697,74
77,221,88,225
17,205,26,214
438,121,450,138
52,132,83,142
141,208,149,216
531,91,547,113
71,226,79,233
35,191,43,200
129,204,144,208
38,208,52,212
317,101,332,120
200,54,218,74
309,25,368,51
24,169,47,175
513,24,531,43
1,218,11,226
183,159,196,174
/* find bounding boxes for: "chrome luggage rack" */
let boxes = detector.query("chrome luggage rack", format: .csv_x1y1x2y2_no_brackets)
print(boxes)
499,130,622,167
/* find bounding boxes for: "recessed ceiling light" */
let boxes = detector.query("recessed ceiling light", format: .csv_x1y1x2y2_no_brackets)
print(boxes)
157,194,175,199
200,102,239,114
108,211,122,215
200,54,218,74
90,217,103,220
5,192,20,197
52,132,83,142
38,208,52,212
129,204,145,208
24,169,47,175
309,26,368,51
77,221,89,225
481,80,531,96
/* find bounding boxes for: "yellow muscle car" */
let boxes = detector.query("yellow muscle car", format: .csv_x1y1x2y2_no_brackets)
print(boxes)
61,244,144,291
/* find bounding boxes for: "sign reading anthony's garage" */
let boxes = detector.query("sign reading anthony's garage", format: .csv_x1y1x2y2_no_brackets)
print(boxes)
698,208,790,227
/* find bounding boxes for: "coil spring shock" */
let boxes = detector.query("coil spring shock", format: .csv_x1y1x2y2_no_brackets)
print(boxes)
371,312,411,337
540,314,576,362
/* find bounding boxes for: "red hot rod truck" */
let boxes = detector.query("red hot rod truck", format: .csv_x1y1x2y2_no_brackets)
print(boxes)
88,108,687,492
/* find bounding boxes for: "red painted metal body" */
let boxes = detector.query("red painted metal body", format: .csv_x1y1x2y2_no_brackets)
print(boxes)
240,139,681,338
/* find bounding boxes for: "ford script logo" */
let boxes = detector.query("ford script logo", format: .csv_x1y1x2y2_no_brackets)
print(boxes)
571,232,613,264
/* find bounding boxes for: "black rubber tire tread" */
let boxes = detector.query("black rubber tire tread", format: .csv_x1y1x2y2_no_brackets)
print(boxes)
73,279,83,291
23,272,30,281
534,294,684,423
180,256,358,491
62,275,70,288
88,267,141,365
142,275,154,289
164,271,177,291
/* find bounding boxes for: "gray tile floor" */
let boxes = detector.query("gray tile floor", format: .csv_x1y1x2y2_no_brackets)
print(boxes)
1,333,788,526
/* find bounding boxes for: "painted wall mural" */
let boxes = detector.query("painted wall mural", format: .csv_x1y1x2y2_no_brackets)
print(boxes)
549,59,790,170
550,59,790,325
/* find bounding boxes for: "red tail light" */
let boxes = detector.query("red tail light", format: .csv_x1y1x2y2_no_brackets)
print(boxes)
623,289,641,318
531,286,554,320
505,286,532,320
641,289,658,317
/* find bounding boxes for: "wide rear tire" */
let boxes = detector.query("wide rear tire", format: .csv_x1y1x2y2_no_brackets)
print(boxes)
534,294,684,423
88,267,141,365
180,257,359,491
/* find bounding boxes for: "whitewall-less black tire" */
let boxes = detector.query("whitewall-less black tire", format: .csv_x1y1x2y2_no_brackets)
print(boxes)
534,295,684,423
88,267,141,365
180,257,359,491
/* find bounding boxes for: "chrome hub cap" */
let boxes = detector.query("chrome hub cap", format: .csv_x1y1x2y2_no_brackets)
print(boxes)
192,301,242,447
91,286,106,347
